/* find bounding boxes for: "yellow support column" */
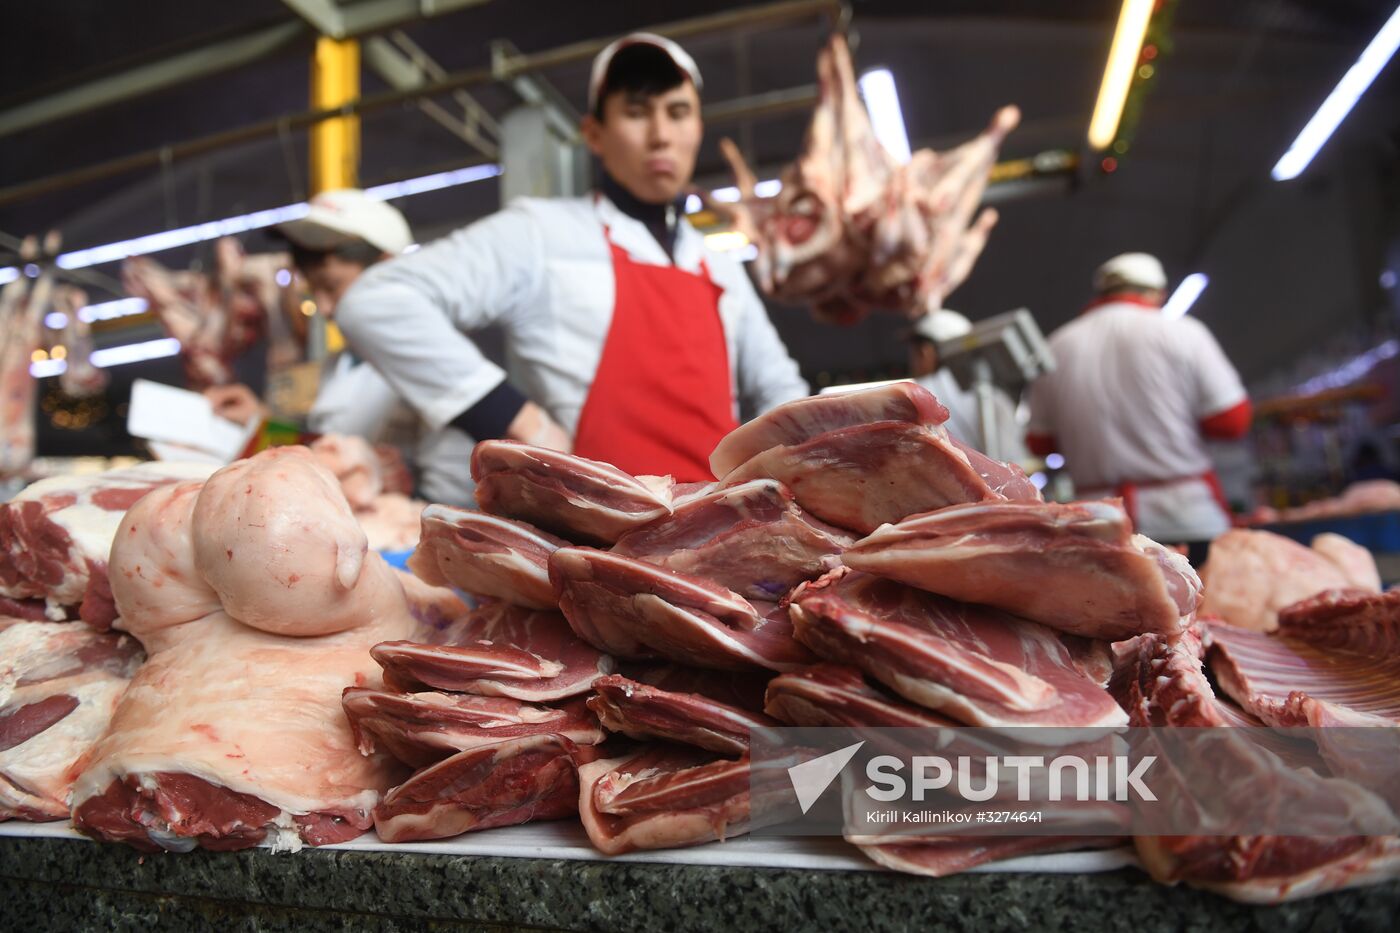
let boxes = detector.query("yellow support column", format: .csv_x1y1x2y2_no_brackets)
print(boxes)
310,36,360,193
308,36,359,355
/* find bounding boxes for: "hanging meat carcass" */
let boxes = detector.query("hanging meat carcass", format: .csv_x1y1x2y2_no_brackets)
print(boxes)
121,237,293,390
0,234,58,481
714,34,1018,324
47,286,108,398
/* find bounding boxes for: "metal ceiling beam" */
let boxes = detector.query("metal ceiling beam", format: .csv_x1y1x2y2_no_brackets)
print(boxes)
0,21,305,141
1,0,495,141
279,0,346,37
490,40,581,143
0,0,845,208
364,33,501,158
282,0,492,40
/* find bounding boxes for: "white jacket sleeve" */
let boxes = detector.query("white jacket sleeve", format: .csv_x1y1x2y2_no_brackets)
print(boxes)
334,206,546,432
730,273,808,415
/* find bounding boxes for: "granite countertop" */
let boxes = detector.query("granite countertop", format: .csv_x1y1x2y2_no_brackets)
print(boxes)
3,836,1399,932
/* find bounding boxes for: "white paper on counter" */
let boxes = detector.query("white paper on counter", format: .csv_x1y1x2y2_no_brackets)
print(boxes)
127,379,257,463
0,819,1137,874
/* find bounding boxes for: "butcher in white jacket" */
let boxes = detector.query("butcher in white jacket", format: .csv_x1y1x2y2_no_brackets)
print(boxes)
208,190,479,506
334,33,808,483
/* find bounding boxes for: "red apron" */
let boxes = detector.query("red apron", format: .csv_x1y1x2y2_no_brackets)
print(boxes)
571,228,739,482
1083,470,1231,531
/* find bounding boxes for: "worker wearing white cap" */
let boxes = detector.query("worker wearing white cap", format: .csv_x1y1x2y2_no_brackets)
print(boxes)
207,191,478,506
908,309,1026,462
331,33,806,482
1026,253,1252,560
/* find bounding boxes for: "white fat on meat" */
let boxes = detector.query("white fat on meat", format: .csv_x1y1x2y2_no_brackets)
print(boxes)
72,446,418,850
1199,529,1363,632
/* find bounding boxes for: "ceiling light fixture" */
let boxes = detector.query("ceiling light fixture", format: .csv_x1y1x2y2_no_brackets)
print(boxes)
1272,4,1400,181
858,68,912,164
1088,0,1155,150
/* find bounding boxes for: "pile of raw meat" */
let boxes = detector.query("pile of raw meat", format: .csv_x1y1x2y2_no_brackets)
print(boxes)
3,382,1394,905
0,445,426,835
715,34,1018,325
339,382,1397,903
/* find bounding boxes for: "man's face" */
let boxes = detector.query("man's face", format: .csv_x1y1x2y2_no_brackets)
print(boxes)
583,81,702,205
297,253,371,316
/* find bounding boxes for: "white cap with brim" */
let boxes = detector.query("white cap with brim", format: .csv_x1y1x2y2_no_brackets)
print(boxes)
912,309,974,343
588,32,703,114
1094,252,1167,292
276,188,413,256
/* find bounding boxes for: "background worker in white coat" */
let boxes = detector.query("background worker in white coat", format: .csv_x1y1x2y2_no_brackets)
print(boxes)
332,34,808,483
1025,253,1252,561
207,189,479,506
908,308,1026,462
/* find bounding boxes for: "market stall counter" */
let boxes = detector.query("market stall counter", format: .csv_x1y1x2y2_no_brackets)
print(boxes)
3,827,1398,933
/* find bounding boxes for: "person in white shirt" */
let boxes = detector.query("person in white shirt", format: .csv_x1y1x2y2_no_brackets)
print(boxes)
206,190,478,506
908,308,1027,463
333,33,807,483
1026,253,1252,558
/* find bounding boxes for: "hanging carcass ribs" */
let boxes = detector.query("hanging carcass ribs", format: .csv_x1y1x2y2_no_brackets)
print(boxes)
715,34,1019,324
121,237,295,390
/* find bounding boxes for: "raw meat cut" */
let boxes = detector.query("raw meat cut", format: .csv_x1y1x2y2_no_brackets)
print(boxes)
764,664,959,728
310,434,383,510
549,547,814,671
589,669,777,754
107,481,223,651
788,569,1126,730
355,492,425,552
1207,607,1400,729
72,447,419,852
1110,626,1257,729
371,601,613,701
1251,479,1400,524
0,622,143,821
1116,627,1400,903
845,500,1200,640
854,836,1120,878
716,421,1012,535
1198,529,1360,632
409,505,568,609
714,34,1016,324
189,447,408,638
611,479,850,601
1137,835,1400,905
73,611,413,851
0,461,217,625
708,382,949,478
577,746,753,854
1274,588,1399,654
1308,533,1381,593
473,441,671,544
343,689,602,768
373,734,581,843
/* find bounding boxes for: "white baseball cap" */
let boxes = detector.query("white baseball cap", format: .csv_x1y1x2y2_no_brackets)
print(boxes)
1094,252,1167,292
588,32,703,114
277,189,413,256
912,309,974,343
